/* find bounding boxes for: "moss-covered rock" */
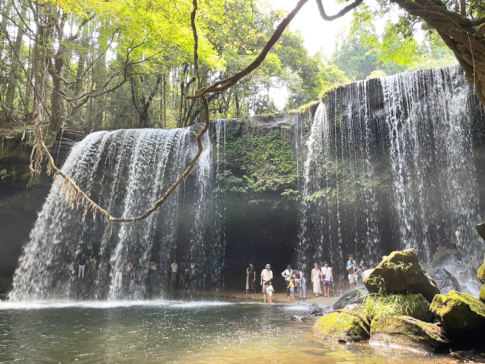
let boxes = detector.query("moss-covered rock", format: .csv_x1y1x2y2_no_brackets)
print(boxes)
480,284,485,304
363,249,440,302
314,310,370,343
429,291,485,341
370,315,450,353
358,293,433,322
478,259,485,284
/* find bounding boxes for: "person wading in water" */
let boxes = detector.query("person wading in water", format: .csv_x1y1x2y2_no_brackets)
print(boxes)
260,264,273,303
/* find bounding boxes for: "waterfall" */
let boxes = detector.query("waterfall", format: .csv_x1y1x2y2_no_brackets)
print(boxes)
11,128,218,301
297,64,483,281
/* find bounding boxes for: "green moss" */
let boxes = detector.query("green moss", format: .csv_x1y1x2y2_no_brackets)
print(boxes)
314,310,370,343
358,293,433,322
480,284,485,304
217,127,297,193
478,260,485,284
430,291,485,337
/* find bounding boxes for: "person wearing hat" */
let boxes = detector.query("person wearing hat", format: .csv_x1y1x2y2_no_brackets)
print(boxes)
260,264,273,303
281,264,292,300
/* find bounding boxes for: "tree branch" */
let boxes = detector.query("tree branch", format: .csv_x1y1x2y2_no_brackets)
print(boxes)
315,0,363,21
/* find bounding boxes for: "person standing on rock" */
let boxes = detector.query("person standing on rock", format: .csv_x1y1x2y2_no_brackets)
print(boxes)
321,262,333,297
265,281,274,303
246,263,256,293
455,225,466,258
311,263,323,297
346,254,359,289
260,264,273,303
77,253,89,279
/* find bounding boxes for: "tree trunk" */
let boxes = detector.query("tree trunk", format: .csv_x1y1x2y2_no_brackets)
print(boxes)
5,5,26,110
392,0,485,105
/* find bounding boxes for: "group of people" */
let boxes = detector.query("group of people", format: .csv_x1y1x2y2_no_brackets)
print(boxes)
75,252,196,291
76,252,97,279
169,260,196,289
246,263,307,303
247,254,369,303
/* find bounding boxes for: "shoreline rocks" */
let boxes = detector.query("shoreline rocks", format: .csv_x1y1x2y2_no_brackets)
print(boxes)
314,309,370,343
429,290,485,343
369,315,450,353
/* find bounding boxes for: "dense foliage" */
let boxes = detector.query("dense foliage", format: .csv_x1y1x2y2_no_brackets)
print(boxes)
215,127,297,194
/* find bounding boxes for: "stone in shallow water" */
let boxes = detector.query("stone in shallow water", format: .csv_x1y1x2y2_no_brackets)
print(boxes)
430,290,485,342
369,315,450,353
314,310,370,343
333,287,368,311
363,249,440,302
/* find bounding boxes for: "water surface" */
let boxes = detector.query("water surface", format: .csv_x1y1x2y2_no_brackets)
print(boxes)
0,301,450,363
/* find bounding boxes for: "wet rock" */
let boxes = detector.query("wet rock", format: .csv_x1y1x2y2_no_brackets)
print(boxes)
370,315,450,353
429,268,462,294
429,249,463,268
310,303,323,316
291,315,303,321
429,290,485,342
314,309,370,343
333,287,368,311
363,249,440,302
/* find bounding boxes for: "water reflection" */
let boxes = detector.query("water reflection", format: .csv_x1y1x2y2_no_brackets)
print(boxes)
0,302,449,363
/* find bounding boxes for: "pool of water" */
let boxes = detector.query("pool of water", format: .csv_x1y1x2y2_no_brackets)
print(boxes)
0,300,451,363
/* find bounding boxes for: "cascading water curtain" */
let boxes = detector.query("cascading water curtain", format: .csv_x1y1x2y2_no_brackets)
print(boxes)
11,128,220,301
297,64,483,281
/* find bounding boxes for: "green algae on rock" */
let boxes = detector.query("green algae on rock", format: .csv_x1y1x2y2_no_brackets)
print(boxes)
478,260,485,284
429,290,485,340
480,284,485,304
314,310,370,343
363,249,440,302
369,315,450,353
358,293,433,322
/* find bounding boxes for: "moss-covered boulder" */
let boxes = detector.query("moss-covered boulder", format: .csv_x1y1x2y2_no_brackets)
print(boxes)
480,284,485,304
314,310,370,343
363,249,440,302
478,260,485,284
370,315,450,353
430,291,485,341
358,293,433,322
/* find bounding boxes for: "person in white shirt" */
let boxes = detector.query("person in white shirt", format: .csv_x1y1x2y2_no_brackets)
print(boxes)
170,260,178,286
260,264,273,303
320,261,333,297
